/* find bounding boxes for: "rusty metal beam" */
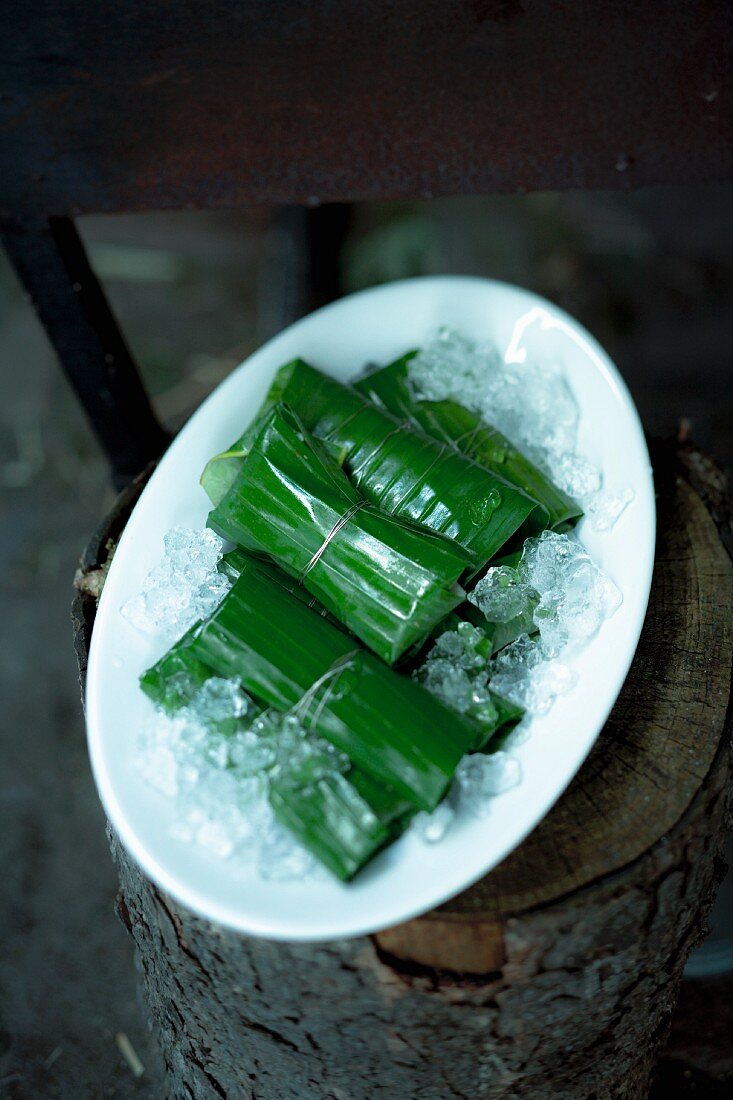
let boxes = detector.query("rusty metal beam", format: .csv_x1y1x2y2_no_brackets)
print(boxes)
2,2,731,217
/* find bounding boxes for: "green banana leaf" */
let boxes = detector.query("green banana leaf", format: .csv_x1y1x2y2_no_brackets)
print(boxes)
224,546,531,667
179,555,483,811
208,403,471,665
354,353,582,530
139,553,524,875
142,552,526,745
220,546,336,625
141,608,524,754
139,624,211,711
202,360,545,572
269,767,414,881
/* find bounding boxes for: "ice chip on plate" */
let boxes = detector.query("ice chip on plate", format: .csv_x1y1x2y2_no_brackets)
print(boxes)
412,802,455,844
454,752,521,816
122,527,230,641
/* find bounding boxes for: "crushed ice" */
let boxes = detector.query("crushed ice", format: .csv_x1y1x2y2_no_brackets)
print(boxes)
453,753,521,815
412,802,455,843
137,678,332,880
421,530,621,723
408,328,634,531
473,530,622,658
414,530,622,839
416,621,497,727
122,527,231,642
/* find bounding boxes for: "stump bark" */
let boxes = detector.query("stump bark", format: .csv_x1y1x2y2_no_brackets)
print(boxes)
73,439,733,1100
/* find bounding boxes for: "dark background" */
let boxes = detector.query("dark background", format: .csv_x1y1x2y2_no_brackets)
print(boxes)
0,187,731,1095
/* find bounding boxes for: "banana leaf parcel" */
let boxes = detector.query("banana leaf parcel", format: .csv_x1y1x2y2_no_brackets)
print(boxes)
354,352,582,530
141,555,525,877
268,766,415,880
146,555,483,810
207,403,472,665
202,360,545,572
141,632,414,879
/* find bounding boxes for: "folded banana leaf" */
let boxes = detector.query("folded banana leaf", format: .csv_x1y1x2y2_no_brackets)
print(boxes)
269,767,414,881
140,553,524,874
220,546,336,625
176,556,484,811
139,591,417,878
141,659,414,881
208,403,471,665
140,624,212,711
354,353,582,530
224,548,530,665
141,604,524,753
141,548,349,716
142,553,526,739
202,359,545,571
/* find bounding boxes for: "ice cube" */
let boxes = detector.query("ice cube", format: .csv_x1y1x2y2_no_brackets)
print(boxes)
431,630,466,660
550,453,602,500
587,487,635,532
490,657,578,715
431,625,486,669
492,632,544,671
516,531,622,654
408,327,502,407
189,676,252,723
519,530,586,592
470,566,535,623
138,740,180,798
413,801,455,843
454,752,521,816
228,730,278,776
419,659,476,714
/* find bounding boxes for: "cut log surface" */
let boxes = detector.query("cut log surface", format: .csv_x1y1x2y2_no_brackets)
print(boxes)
73,440,733,1100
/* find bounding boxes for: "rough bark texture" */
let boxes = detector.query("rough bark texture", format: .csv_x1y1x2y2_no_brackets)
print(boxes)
73,440,733,1100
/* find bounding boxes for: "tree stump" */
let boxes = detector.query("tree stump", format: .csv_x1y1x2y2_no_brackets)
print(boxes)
73,439,733,1100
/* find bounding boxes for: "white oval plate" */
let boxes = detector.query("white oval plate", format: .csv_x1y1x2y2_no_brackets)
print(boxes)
86,276,655,942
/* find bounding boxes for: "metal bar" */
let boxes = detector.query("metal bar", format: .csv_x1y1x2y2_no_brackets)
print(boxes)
305,205,352,312
1,214,170,487
258,204,352,341
256,206,312,343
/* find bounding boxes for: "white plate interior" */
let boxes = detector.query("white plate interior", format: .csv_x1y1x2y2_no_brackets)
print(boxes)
86,276,655,941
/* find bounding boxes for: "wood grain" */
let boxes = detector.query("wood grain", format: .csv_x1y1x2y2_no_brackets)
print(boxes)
73,441,733,1099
